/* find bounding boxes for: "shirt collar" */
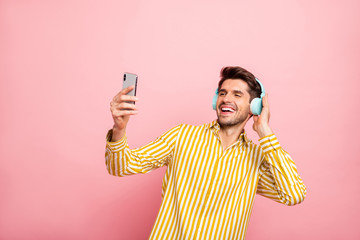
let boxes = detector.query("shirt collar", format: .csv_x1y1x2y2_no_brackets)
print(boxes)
206,120,252,145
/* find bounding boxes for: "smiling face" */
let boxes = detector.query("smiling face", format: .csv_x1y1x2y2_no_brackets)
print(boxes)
216,79,252,128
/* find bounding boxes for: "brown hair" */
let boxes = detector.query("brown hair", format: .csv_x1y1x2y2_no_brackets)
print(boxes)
218,66,262,102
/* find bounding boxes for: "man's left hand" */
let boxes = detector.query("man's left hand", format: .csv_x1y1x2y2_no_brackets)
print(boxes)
252,93,274,138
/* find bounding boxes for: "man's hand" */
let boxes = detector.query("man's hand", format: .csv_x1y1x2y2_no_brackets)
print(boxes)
252,93,273,138
109,85,139,141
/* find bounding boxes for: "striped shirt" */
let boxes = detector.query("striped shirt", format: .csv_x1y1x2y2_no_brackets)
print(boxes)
105,120,306,239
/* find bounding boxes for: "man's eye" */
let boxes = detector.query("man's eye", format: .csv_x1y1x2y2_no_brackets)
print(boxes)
235,94,241,97
219,92,225,96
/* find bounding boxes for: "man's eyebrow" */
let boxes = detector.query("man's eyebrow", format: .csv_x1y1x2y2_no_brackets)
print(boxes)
232,90,244,94
218,89,244,94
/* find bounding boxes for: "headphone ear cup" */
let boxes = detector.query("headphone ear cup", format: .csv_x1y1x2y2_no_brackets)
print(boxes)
212,89,219,110
250,98,263,115
212,94,218,110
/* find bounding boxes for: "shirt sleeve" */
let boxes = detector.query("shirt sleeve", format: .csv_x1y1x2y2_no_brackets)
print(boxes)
105,125,181,177
256,134,306,206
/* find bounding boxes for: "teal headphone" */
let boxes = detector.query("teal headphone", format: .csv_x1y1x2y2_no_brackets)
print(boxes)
212,78,265,115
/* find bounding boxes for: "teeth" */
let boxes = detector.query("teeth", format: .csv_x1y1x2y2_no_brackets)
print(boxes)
221,107,235,112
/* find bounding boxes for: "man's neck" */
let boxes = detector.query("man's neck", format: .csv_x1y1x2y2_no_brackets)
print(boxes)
218,123,245,151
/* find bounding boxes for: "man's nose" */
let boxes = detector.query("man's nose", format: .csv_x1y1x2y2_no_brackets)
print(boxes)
223,94,232,102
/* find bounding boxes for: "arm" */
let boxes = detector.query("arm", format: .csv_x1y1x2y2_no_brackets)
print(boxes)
106,85,180,176
105,125,180,177
256,135,306,205
252,94,306,205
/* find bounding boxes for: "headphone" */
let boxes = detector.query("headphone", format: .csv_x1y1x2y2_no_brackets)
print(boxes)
212,78,265,115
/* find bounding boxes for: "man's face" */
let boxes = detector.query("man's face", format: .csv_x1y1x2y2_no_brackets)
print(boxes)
216,79,252,128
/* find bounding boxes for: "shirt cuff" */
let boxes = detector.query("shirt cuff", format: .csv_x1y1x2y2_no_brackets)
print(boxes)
106,129,127,150
259,134,281,154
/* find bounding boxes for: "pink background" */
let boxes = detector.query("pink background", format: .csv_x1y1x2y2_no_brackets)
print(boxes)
1,0,359,239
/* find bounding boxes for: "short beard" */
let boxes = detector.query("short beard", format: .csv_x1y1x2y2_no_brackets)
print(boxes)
217,114,249,128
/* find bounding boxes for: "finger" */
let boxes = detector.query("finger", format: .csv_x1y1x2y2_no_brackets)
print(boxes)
260,94,270,120
110,107,139,117
112,95,139,105
112,110,138,117
111,104,138,114
113,85,136,102
121,85,135,95
116,102,138,111
262,93,269,108
118,94,139,103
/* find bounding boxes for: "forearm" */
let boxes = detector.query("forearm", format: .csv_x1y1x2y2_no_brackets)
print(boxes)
105,125,181,177
106,130,157,176
256,124,273,138
105,130,132,177
258,135,306,205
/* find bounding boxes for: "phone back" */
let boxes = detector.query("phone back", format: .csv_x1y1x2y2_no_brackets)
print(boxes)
123,72,138,97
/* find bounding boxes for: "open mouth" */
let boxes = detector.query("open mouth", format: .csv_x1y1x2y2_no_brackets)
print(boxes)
221,107,235,113
220,105,236,114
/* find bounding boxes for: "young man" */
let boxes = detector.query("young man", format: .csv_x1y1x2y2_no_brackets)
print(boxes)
105,66,306,240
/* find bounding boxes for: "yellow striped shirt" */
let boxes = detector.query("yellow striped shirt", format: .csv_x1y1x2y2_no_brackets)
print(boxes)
105,120,306,239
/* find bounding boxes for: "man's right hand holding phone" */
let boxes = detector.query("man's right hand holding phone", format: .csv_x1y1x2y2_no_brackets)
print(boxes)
110,85,139,142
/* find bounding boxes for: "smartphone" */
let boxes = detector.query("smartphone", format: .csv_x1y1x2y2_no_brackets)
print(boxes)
123,72,138,104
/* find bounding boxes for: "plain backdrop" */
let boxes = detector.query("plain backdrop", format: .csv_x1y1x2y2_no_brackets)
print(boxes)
1,0,360,239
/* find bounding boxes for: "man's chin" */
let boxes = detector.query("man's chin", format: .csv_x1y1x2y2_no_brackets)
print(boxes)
218,118,238,127
217,116,248,128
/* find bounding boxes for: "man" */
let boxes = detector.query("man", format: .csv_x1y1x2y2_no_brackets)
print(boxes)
105,66,306,239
